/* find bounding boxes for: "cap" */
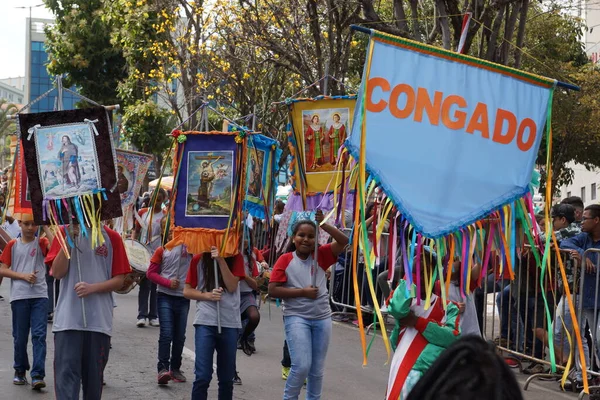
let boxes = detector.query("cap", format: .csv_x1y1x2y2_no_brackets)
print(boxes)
551,204,575,224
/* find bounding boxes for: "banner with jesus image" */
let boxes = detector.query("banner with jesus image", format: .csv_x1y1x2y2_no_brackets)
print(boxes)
169,131,247,256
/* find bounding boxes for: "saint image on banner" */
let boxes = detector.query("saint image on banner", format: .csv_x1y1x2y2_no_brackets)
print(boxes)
186,151,233,217
247,149,265,199
303,108,349,173
116,165,130,194
35,124,101,199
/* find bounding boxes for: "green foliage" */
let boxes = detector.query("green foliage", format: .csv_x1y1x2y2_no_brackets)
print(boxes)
44,0,126,105
0,100,18,138
122,100,173,166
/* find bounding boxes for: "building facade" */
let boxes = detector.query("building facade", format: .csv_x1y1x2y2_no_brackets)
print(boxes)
25,18,78,113
0,81,24,105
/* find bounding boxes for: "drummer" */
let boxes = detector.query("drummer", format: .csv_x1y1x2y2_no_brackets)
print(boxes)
134,188,168,328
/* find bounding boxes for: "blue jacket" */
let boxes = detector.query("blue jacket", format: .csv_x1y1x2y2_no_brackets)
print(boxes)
561,232,600,309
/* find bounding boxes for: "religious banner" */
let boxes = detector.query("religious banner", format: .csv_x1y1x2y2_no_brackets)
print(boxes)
243,133,282,220
18,107,122,226
288,97,356,195
116,149,153,231
14,142,31,213
347,31,555,238
168,131,247,256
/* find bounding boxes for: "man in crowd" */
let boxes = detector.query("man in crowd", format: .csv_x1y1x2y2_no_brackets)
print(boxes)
561,196,584,227
561,204,600,390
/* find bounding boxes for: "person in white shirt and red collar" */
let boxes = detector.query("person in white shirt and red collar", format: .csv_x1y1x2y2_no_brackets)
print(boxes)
184,246,245,400
0,213,50,389
146,221,191,385
268,210,348,400
46,223,130,400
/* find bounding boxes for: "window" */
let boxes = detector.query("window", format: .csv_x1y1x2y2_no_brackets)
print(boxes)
593,183,597,201
567,191,571,198
582,186,586,202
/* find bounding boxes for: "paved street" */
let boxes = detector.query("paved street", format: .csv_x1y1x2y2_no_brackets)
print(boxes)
0,284,581,399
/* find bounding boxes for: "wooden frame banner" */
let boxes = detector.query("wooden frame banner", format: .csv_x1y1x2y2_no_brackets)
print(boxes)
289,97,356,195
18,106,122,226
243,133,282,219
168,131,247,256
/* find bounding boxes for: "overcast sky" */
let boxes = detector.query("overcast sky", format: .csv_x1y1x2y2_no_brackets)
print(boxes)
0,1,53,79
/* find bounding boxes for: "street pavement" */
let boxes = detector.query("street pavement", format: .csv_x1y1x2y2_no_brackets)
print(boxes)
0,283,581,399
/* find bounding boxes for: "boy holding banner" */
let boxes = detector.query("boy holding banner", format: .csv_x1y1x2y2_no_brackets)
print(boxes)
47,224,130,400
0,213,50,389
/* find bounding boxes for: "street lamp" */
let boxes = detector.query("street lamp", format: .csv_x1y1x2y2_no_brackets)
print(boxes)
15,3,45,35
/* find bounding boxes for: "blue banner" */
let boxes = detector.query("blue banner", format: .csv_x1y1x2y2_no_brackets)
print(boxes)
243,133,282,219
346,33,555,238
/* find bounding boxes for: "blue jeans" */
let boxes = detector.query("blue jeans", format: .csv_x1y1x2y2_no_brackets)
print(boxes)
192,325,237,400
283,316,332,400
11,298,48,378
157,293,190,372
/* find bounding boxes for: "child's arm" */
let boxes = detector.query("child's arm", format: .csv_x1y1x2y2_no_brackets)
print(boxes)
147,262,177,289
268,281,318,299
243,275,259,291
0,264,36,283
315,210,348,256
183,283,223,302
74,275,126,298
51,247,70,280
401,302,461,348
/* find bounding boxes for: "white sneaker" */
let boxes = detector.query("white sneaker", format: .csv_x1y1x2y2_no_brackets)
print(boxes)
380,304,388,313
136,318,147,327
149,319,160,327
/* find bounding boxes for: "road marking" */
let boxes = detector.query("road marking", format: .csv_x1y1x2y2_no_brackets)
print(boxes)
183,346,195,361
183,346,218,373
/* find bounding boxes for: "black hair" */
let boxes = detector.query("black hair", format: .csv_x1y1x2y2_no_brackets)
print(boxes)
201,253,237,293
155,187,167,199
407,336,523,400
551,204,576,224
585,204,600,220
561,196,584,210
286,219,317,253
365,202,375,218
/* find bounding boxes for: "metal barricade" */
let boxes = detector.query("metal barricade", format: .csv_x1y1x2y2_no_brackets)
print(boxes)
573,248,600,399
479,245,592,395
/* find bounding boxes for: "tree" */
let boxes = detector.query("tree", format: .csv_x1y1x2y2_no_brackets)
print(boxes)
44,0,127,106
0,100,18,168
0,100,18,139
236,0,363,96
121,99,174,173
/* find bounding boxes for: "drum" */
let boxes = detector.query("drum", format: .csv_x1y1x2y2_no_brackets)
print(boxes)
256,269,271,294
124,239,152,274
116,240,152,294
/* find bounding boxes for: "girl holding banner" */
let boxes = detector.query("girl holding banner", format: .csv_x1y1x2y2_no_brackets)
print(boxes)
268,210,348,400
183,247,245,400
